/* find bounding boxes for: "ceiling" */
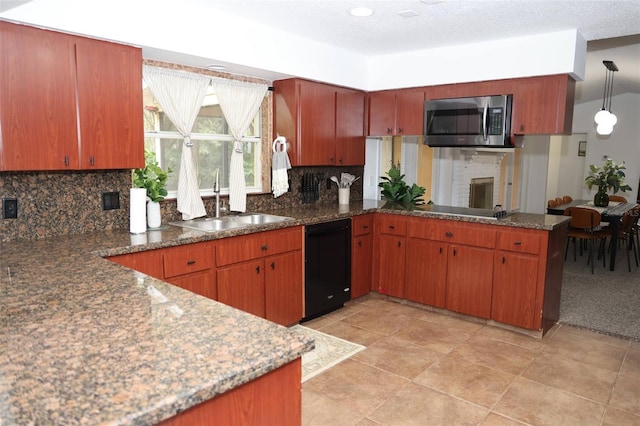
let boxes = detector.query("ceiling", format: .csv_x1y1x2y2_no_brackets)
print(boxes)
2,0,640,103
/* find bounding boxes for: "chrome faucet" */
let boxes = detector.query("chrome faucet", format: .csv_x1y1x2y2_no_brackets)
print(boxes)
214,168,221,218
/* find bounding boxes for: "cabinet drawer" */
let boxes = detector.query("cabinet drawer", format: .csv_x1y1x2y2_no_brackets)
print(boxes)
163,242,214,278
352,214,373,236
497,230,540,255
216,226,303,266
430,221,496,248
377,215,407,236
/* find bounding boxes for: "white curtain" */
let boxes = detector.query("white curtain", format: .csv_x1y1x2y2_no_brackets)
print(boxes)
143,65,209,220
210,77,268,212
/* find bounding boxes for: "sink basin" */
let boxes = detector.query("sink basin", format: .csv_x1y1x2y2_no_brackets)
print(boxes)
230,213,295,225
169,213,294,233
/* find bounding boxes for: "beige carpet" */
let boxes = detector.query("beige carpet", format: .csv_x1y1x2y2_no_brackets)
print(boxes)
290,325,365,382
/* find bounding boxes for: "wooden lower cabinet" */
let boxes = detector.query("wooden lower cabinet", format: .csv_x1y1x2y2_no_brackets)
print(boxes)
216,227,304,325
445,245,494,319
166,270,217,301
159,358,302,426
405,238,447,308
218,260,266,318
492,251,538,329
108,250,164,280
351,214,374,298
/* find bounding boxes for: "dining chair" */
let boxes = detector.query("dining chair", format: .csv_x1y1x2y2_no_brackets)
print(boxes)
555,197,564,205
548,199,558,208
563,207,608,274
615,208,640,271
609,195,627,203
562,195,573,203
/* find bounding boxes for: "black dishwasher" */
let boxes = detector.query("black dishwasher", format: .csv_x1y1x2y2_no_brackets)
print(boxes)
303,219,351,320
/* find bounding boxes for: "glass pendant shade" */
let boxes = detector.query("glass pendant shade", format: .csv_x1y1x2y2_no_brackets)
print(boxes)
597,123,614,136
594,109,610,124
594,60,619,135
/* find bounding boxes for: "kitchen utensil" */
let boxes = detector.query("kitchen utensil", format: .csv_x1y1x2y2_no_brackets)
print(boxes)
330,176,340,187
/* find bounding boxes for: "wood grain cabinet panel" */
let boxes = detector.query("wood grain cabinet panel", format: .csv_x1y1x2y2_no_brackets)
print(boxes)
163,242,214,278
74,37,144,169
0,21,143,171
445,244,494,319
368,89,424,136
167,270,217,301
108,250,164,280
351,214,374,299
492,251,539,329
216,226,304,325
0,21,78,170
375,214,408,298
405,238,447,308
273,78,366,166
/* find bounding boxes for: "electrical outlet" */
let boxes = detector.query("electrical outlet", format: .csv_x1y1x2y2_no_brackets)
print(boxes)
2,198,18,219
102,192,120,210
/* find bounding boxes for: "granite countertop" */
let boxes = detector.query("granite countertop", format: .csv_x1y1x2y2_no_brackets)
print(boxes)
0,199,567,425
0,234,314,425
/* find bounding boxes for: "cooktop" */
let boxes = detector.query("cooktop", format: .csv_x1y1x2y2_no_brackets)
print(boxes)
419,205,510,220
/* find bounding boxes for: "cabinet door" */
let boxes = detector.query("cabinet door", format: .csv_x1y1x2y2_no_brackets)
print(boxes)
299,80,336,165
446,245,494,318
265,251,303,325
335,87,366,165
167,270,217,301
75,37,144,169
405,238,447,308
368,91,396,136
0,22,79,170
395,89,424,136
377,234,406,298
217,260,266,318
492,251,539,329
109,250,164,280
511,75,575,135
351,233,373,299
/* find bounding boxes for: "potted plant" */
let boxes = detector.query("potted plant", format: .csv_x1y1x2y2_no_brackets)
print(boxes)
584,159,632,207
378,163,426,210
133,150,172,228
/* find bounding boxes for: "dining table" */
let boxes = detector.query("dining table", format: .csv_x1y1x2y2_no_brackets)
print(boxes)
547,199,638,271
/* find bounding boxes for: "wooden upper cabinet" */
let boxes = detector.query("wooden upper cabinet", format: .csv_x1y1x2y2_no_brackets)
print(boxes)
335,87,366,165
510,74,575,135
298,80,336,165
368,91,396,136
75,37,144,169
273,78,366,166
395,89,425,135
368,89,424,136
0,21,78,170
0,21,144,171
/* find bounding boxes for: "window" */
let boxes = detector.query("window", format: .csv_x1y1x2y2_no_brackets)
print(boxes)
143,81,263,199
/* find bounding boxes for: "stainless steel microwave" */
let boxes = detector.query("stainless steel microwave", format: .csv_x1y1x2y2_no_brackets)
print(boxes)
424,95,513,147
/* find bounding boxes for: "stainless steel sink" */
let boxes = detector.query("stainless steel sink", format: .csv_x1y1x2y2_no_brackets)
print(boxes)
230,213,294,225
169,213,294,233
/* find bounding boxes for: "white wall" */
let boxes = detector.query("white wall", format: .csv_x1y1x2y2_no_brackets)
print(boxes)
572,93,640,201
547,133,588,201
519,136,551,214
1,2,586,91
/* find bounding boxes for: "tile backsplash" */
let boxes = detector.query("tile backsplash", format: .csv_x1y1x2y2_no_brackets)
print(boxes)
0,166,364,242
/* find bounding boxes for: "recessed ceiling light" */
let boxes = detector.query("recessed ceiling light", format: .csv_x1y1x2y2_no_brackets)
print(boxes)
206,64,226,71
398,9,420,18
350,7,373,17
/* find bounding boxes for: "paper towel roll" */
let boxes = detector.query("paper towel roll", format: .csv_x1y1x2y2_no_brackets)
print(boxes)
130,188,147,234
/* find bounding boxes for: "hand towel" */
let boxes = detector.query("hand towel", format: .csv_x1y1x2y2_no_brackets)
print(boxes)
272,136,291,198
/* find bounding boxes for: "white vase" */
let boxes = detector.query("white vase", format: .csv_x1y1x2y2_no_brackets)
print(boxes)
147,201,162,228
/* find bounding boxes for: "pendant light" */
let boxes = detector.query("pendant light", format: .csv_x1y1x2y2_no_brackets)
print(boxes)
594,60,619,136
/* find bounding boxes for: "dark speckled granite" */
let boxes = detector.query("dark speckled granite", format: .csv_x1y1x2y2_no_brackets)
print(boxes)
0,199,567,425
0,233,313,425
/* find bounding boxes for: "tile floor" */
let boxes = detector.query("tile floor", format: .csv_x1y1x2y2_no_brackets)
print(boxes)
301,294,640,426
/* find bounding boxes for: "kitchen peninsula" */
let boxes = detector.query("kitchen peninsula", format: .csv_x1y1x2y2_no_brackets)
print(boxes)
0,200,569,425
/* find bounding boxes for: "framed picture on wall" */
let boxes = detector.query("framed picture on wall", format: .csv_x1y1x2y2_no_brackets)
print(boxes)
578,140,587,156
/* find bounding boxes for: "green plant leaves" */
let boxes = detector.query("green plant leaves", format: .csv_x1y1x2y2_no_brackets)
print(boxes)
378,163,426,210
133,150,173,202
584,159,632,194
